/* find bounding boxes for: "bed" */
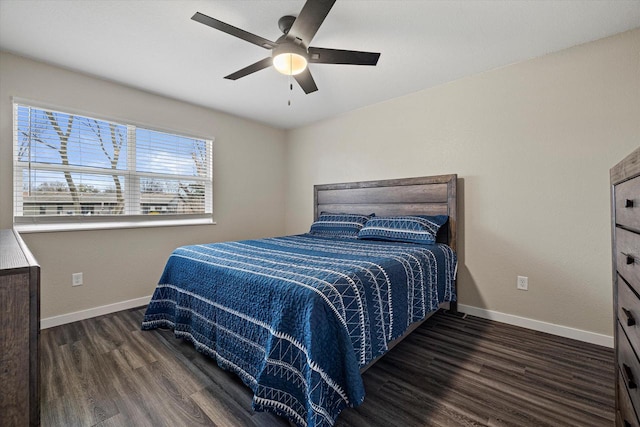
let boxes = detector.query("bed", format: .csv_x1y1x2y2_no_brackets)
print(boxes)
142,174,458,427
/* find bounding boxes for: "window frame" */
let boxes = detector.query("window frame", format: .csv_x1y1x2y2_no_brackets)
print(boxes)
12,98,215,233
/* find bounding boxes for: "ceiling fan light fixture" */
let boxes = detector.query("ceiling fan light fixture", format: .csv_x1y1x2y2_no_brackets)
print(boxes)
273,52,307,75
272,43,308,75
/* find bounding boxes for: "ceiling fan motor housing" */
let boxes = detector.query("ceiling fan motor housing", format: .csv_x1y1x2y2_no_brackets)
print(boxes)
272,41,308,60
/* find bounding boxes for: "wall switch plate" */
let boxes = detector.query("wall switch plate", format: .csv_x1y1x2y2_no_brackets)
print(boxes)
517,275,528,291
72,272,83,287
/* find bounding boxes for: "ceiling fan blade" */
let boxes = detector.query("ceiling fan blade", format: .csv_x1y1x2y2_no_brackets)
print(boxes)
308,47,380,65
294,68,318,94
287,0,336,45
192,12,277,49
224,57,273,80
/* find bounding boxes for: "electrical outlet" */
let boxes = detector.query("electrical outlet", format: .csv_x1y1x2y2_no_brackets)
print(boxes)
517,275,528,291
72,272,83,287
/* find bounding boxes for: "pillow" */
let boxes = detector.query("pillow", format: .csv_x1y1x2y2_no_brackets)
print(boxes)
309,212,374,239
357,215,448,244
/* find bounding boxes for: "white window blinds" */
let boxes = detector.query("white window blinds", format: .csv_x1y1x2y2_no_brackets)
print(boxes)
13,102,213,226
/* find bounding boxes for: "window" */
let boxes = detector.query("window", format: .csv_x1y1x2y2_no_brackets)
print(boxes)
13,102,213,230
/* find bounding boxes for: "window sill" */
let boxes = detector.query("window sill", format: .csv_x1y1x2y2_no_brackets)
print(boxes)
15,217,216,233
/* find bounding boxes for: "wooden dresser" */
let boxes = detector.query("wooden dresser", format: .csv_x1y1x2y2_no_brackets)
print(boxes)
612,146,640,427
0,229,40,426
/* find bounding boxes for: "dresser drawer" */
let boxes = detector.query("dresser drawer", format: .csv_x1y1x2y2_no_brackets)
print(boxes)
619,276,640,356
617,227,640,287
619,370,640,427
619,323,640,416
616,176,640,232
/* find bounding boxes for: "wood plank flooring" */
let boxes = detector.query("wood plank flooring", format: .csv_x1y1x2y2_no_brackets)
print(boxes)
40,308,614,426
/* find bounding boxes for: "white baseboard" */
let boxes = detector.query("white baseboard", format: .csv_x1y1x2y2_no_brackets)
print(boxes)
458,304,613,348
41,295,152,329
40,298,614,348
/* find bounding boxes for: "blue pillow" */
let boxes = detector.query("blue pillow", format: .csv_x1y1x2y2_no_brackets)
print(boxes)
357,215,448,244
309,212,374,239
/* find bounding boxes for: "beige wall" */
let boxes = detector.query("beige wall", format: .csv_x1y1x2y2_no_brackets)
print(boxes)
285,29,640,336
0,52,287,319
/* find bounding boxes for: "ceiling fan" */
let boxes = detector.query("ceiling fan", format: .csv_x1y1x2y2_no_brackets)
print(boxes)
192,0,380,94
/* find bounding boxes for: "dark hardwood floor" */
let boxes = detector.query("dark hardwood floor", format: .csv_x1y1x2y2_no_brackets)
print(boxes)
40,308,614,427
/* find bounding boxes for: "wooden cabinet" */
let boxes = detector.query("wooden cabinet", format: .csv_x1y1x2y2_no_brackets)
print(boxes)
613,147,640,427
0,229,40,426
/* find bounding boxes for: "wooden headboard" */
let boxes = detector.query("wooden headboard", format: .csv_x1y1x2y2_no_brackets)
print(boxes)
314,174,457,251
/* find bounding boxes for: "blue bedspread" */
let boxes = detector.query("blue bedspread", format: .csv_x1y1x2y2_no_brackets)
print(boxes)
142,234,456,427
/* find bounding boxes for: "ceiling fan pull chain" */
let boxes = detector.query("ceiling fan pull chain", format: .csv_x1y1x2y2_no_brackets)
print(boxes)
288,67,292,106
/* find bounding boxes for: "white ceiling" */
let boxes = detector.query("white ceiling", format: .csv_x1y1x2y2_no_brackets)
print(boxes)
1,1,639,130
